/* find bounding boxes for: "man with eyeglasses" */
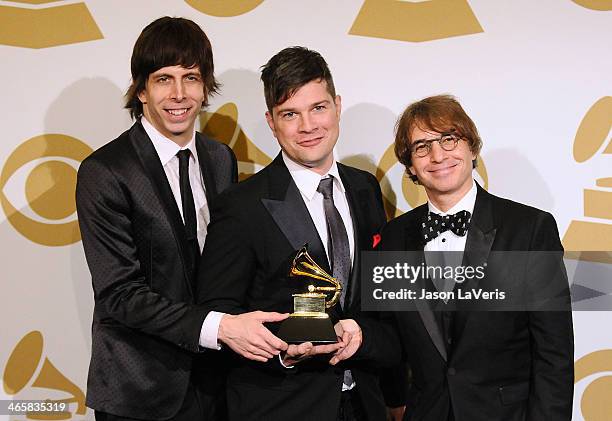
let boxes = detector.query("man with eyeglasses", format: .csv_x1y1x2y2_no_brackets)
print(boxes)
360,95,574,420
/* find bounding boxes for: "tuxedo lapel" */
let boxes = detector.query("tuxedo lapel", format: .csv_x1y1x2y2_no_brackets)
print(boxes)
453,184,497,343
462,186,496,277
260,155,330,274
194,133,217,203
338,165,368,310
129,122,194,295
405,206,448,362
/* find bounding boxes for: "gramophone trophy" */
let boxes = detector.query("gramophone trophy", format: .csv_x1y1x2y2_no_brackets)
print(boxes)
277,245,342,344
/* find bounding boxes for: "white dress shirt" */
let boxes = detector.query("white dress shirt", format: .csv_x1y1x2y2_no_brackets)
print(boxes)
141,117,223,349
423,180,477,298
424,180,477,253
282,152,355,265
141,117,209,250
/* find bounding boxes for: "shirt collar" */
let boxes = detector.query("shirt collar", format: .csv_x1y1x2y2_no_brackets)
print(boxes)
141,116,197,166
428,180,477,215
282,151,345,201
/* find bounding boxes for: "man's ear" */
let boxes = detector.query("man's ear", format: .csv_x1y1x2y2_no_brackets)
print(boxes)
265,110,276,137
137,89,147,104
334,95,342,119
408,166,418,182
201,88,208,108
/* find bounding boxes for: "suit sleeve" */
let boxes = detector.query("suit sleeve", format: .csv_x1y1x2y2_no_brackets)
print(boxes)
76,158,207,352
195,189,253,314
525,212,574,420
226,144,238,185
353,174,403,368
379,364,410,408
365,211,410,407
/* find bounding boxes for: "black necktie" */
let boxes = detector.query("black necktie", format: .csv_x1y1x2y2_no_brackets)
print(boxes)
177,150,197,243
317,176,351,307
421,210,471,243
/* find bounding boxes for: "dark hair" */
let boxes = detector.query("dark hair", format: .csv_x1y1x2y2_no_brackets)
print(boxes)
394,95,483,182
125,17,220,119
260,46,336,113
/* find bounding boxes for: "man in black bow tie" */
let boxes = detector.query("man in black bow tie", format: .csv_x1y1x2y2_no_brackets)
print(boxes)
367,95,574,420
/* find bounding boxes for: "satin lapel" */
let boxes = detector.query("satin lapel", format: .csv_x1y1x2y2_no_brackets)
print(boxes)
338,165,367,311
406,206,448,362
453,184,497,343
195,133,217,203
260,155,331,275
130,122,193,295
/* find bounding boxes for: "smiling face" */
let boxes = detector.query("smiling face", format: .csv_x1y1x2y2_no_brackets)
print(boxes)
266,80,341,175
138,65,205,146
408,124,475,209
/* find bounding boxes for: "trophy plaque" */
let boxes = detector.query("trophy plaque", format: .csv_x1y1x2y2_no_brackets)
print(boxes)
277,245,342,344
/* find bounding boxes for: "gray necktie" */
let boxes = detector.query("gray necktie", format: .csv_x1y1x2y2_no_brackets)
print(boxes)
317,176,351,307
317,176,355,390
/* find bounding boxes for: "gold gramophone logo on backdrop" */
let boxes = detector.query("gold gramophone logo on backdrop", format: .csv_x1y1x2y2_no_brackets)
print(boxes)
200,103,272,181
350,0,484,42
185,0,264,17
185,0,485,42
0,0,102,48
0,134,92,246
575,349,612,420
571,0,612,10
375,142,488,218
3,331,86,419
563,96,612,264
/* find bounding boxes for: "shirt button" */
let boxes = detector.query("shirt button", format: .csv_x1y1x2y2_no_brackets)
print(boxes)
448,367,456,376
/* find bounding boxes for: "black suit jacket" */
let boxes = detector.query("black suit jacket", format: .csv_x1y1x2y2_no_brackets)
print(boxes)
196,154,400,421
373,184,574,421
76,121,237,419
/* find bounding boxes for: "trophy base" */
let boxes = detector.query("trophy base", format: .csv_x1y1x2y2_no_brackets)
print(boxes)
277,314,338,344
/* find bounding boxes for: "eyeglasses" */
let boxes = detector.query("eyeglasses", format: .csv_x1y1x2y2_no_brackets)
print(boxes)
410,132,462,157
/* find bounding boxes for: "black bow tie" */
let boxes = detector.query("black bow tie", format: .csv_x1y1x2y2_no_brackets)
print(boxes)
421,210,472,243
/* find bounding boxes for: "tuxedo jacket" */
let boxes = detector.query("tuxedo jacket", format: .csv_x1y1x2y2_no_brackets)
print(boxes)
196,154,401,421
76,121,237,419
372,184,574,421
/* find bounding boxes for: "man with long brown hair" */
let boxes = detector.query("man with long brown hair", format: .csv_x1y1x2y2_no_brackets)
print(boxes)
77,17,288,421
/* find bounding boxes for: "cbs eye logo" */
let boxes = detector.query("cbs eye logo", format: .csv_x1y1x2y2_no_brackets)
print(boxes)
0,134,92,246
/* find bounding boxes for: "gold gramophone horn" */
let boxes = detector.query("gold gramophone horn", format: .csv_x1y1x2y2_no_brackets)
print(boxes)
278,245,341,343
290,246,342,308
3,331,86,419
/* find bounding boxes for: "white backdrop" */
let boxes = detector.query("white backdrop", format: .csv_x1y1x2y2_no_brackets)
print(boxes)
1,1,610,420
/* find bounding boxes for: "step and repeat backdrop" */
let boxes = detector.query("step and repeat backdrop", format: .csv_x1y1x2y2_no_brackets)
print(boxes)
1,1,610,419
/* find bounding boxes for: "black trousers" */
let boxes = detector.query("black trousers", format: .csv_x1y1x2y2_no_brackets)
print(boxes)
337,388,367,421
